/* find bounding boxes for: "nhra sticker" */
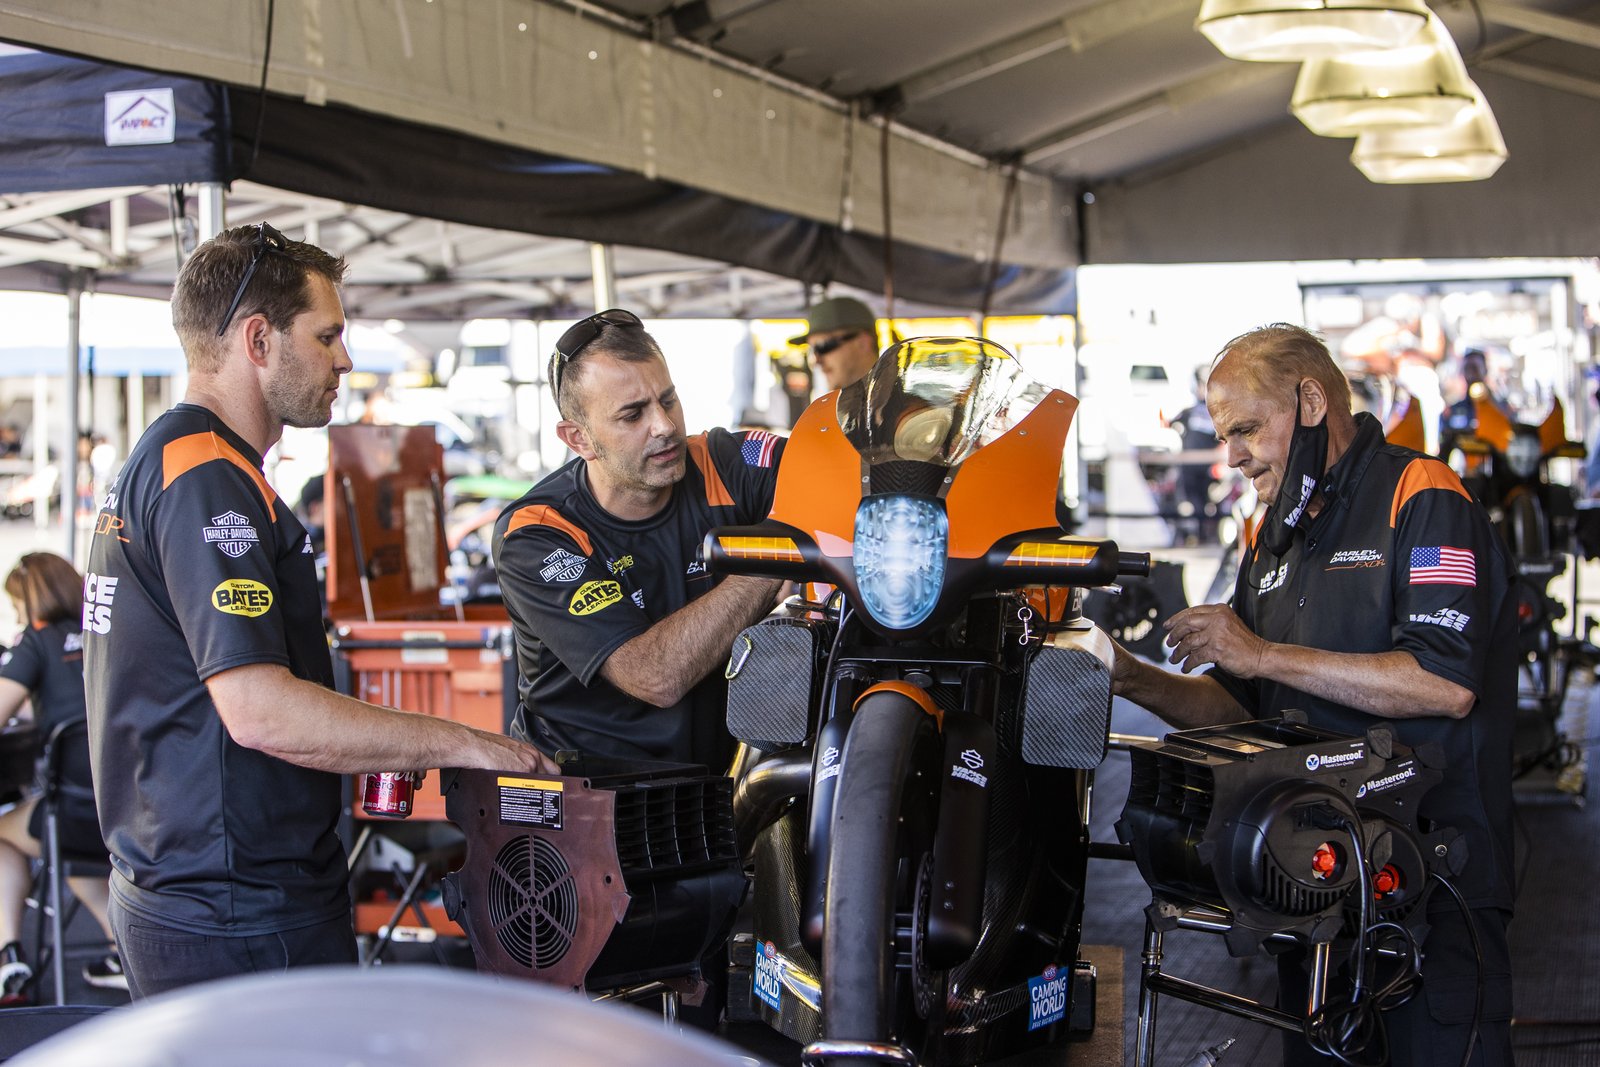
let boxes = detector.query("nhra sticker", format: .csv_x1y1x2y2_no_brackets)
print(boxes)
212,579,273,617
204,511,259,558
540,549,585,583
753,940,783,1011
817,745,842,784
1027,964,1069,1031
569,580,623,616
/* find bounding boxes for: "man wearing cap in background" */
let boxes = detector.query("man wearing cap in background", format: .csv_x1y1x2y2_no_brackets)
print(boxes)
793,296,880,392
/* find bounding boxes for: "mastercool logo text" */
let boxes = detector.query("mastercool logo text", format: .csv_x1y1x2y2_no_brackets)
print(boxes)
1305,749,1365,772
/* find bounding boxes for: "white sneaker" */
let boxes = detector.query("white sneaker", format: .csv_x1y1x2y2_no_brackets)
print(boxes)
82,952,129,991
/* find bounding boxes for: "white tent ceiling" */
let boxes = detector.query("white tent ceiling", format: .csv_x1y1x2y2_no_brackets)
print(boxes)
0,0,1596,321
0,178,827,321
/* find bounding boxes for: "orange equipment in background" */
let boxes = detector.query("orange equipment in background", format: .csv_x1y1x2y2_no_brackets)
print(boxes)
324,423,519,944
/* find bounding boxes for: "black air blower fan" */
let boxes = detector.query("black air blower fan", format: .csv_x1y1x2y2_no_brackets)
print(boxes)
1116,716,1449,956
440,757,746,992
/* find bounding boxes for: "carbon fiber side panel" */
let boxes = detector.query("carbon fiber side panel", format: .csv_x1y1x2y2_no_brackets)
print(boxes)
725,617,833,749
749,807,821,1045
1020,627,1113,769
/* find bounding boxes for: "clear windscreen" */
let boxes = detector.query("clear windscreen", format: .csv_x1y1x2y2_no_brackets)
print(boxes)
835,336,1046,468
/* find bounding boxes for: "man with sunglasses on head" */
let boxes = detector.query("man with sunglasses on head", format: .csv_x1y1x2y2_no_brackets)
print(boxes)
493,310,786,772
794,296,879,392
82,225,554,998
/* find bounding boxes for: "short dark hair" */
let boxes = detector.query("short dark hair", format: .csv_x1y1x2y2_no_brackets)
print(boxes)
5,552,82,627
552,323,666,422
172,224,348,373
1214,323,1352,414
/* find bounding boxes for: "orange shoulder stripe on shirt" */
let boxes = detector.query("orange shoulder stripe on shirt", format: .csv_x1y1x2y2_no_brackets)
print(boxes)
504,503,593,556
687,433,735,508
162,432,277,521
1389,457,1472,528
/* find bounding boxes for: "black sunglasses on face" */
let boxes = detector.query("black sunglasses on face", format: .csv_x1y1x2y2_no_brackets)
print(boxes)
551,308,644,398
810,331,863,358
216,222,291,337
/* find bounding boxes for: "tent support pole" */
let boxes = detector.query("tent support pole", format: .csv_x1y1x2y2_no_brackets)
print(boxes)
62,274,82,563
197,183,226,241
590,242,616,311
175,182,228,406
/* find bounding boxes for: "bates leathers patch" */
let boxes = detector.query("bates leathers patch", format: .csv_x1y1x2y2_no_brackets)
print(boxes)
569,580,622,616
212,578,273,617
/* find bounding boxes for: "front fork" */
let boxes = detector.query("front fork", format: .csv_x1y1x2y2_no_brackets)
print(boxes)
800,667,997,970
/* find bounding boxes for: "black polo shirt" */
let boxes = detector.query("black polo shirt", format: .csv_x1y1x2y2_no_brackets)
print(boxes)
494,428,782,768
2,620,87,737
1212,412,1516,911
83,404,348,936
1,620,93,811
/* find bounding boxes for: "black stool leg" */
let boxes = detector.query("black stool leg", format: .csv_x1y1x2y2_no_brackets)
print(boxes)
45,804,65,1005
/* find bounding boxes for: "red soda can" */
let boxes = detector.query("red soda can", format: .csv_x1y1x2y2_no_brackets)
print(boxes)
362,772,413,818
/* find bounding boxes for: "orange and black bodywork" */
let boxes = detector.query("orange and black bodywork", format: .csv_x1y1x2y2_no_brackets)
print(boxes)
706,361,1143,641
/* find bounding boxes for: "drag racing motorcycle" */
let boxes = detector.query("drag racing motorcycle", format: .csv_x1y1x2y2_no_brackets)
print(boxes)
709,337,1148,1064
1453,397,1587,784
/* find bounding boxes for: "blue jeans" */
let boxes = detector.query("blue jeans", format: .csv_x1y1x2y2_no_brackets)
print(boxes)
109,896,358,1000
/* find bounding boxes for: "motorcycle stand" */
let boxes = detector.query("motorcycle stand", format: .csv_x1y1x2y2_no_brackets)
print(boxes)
1133,901,1334,1067
801,1040,917,1066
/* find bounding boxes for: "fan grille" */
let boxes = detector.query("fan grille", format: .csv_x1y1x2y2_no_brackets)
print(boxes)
487,835,579,969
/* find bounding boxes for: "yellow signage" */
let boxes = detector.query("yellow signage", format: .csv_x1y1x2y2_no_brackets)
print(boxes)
569,579,623,616
212,578,273,617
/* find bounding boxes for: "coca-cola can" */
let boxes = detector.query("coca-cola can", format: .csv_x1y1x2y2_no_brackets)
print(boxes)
362,772,413,819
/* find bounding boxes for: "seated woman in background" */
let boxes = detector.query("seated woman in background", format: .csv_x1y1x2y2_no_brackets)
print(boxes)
0,552,123,1004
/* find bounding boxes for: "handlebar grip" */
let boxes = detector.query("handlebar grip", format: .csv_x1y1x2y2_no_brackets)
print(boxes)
1117,551,1152,578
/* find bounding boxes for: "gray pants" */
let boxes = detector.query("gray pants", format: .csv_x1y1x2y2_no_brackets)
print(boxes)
109,896,358,1000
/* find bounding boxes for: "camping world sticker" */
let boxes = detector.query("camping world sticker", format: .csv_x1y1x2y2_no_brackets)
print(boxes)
204,511,259,558
753,940,782,1011
1027,964,1069,1031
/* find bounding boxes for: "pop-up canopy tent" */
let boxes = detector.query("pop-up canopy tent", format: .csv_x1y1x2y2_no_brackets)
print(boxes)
2,0,1598,278
0,46,1073,321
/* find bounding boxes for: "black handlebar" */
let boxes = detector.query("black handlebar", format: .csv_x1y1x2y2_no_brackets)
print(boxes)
1117,551,1152,579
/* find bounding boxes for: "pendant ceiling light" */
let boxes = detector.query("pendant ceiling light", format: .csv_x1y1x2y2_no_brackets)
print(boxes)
1197,0,1431,62
1291,14,1475,137
1351,87,1507,182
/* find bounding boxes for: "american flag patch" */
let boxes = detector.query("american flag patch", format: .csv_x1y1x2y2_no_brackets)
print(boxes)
740,430,779,468
1409,546,1476,586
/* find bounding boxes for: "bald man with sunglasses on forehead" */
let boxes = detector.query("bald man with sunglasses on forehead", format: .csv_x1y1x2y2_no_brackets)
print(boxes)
83,224,554,998
493,310,786,772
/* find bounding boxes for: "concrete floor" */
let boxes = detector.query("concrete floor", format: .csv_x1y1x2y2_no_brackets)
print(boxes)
5,521,1598,1064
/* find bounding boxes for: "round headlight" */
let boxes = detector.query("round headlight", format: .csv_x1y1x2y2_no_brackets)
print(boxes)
853,495,948,630
1506,433,1540,480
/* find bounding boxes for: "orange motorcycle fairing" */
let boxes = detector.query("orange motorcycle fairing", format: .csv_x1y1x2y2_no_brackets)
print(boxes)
767,390,863,559
944,390,1077,559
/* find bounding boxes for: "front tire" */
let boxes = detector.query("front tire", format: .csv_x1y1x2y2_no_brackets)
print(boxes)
821,694,936,1043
